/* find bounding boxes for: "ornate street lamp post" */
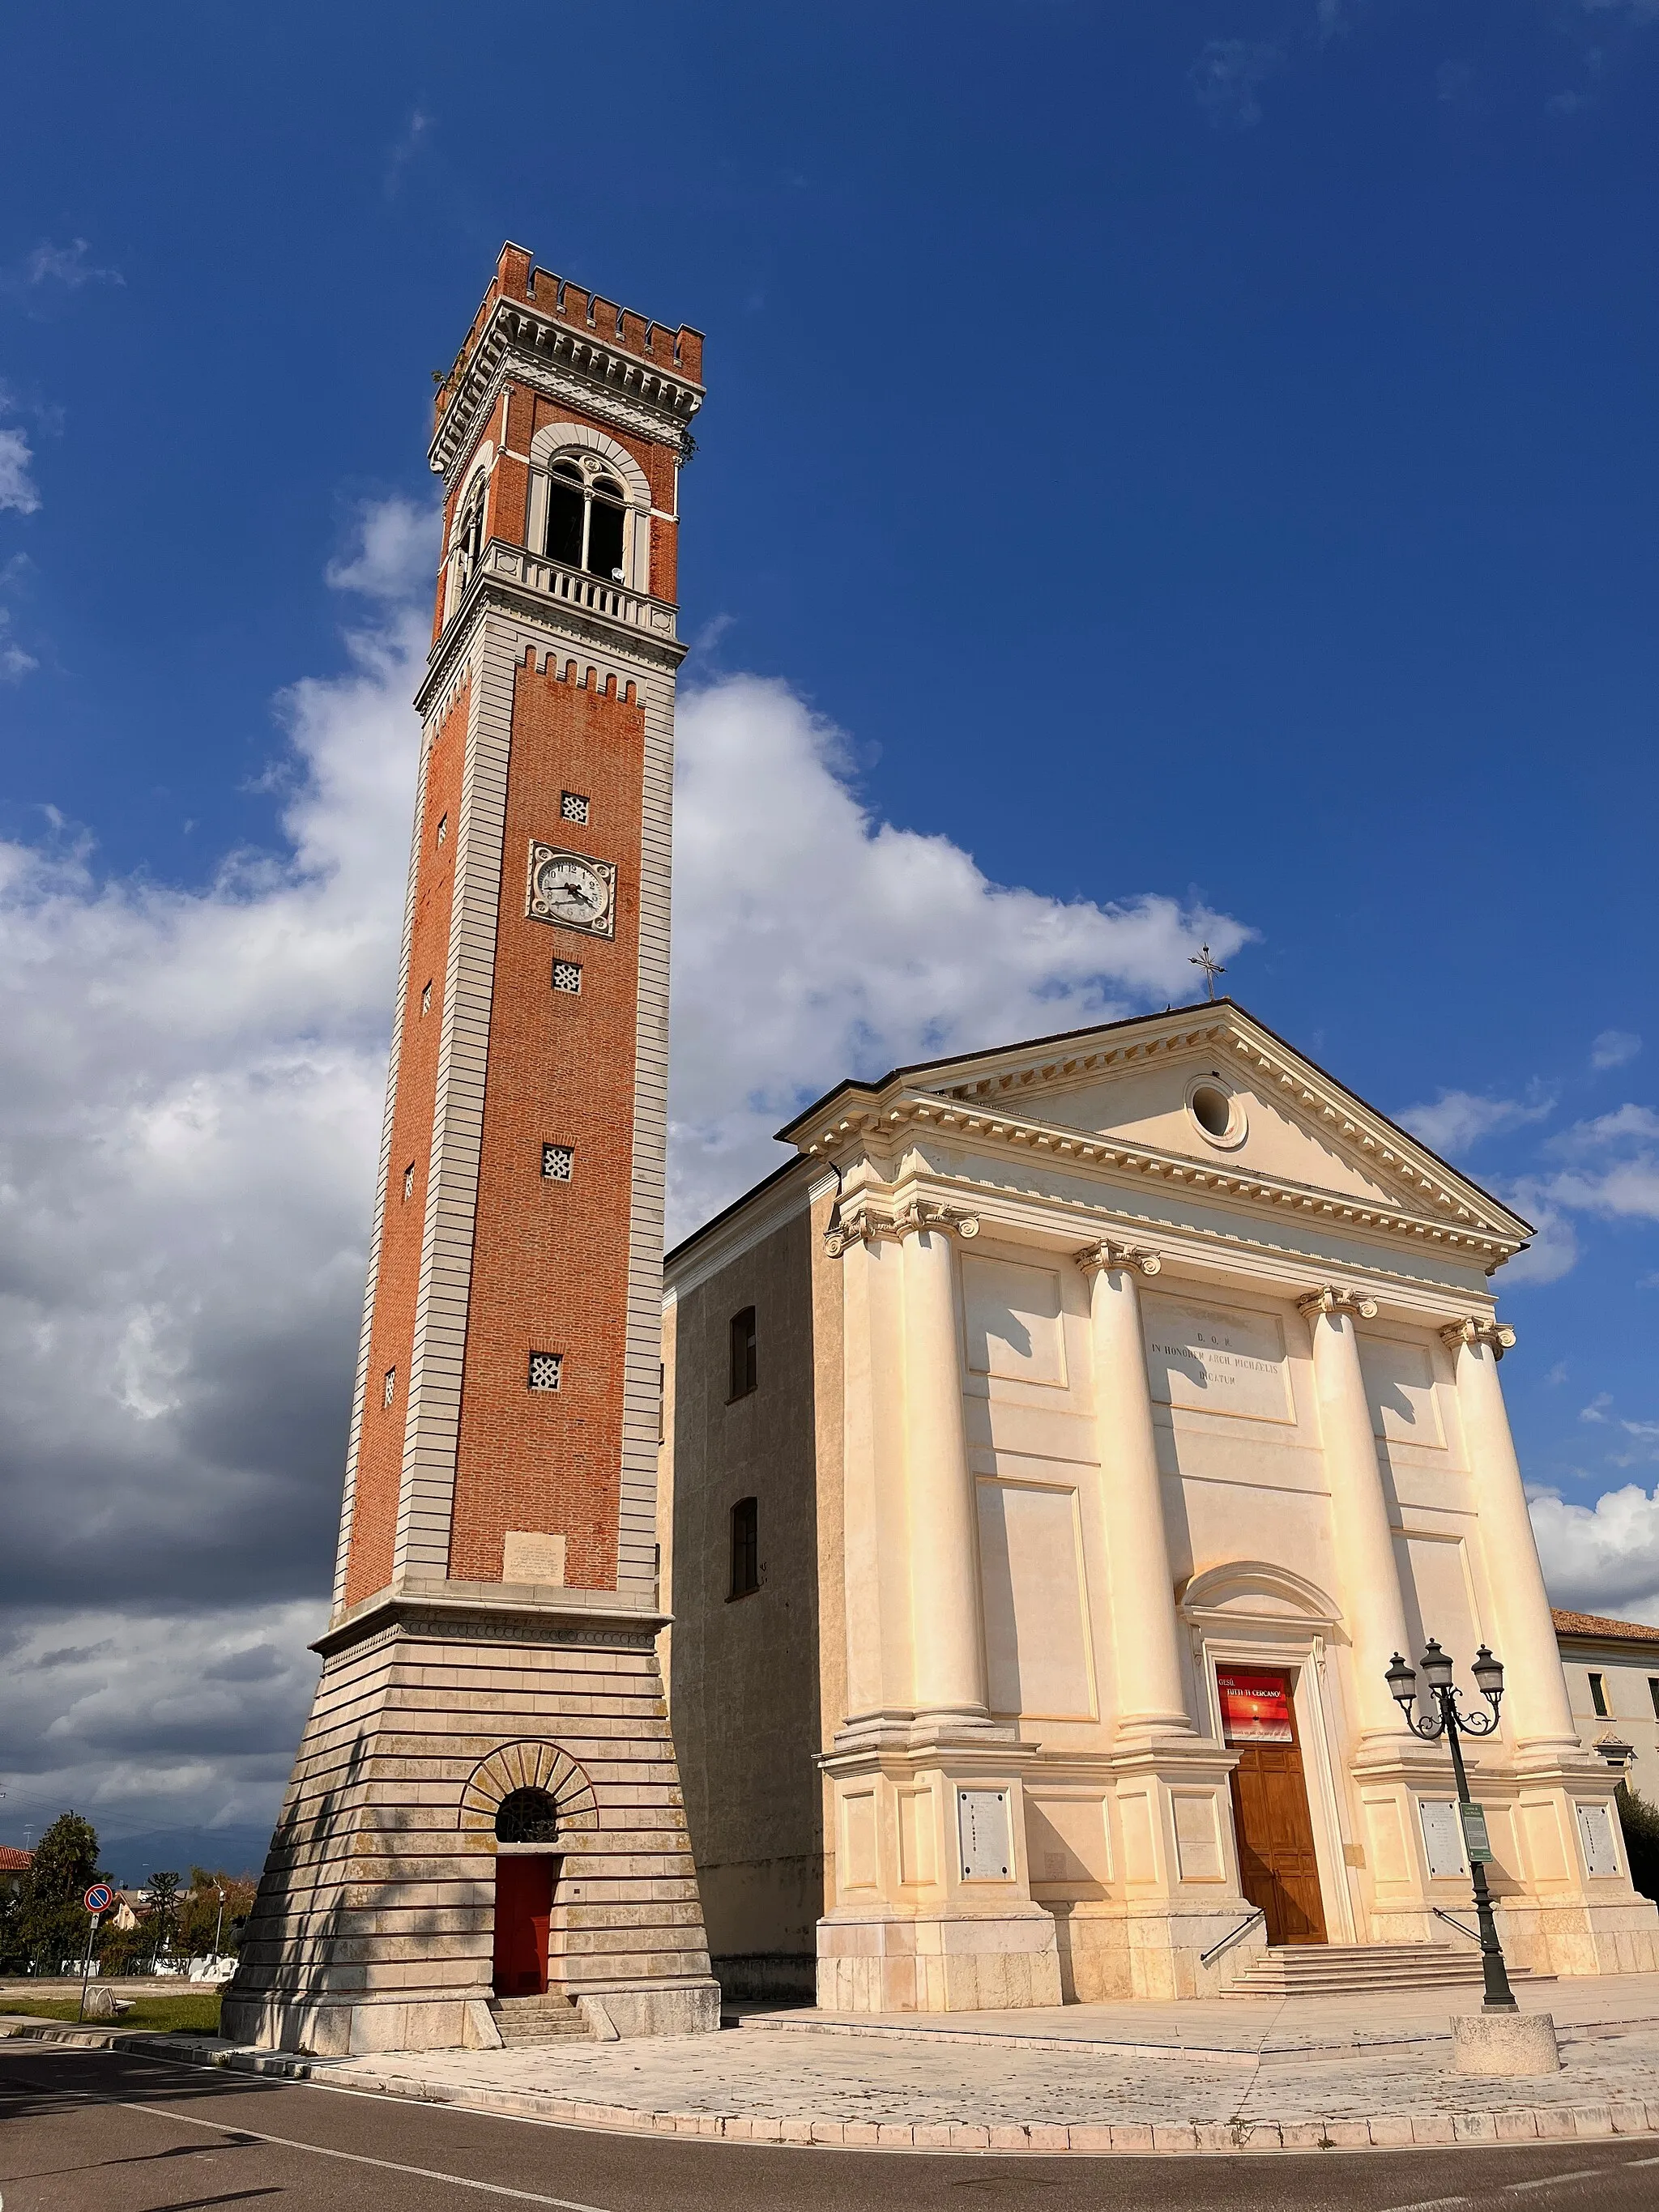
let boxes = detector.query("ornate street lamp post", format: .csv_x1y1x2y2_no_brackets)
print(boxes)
1386,1639,1517,2014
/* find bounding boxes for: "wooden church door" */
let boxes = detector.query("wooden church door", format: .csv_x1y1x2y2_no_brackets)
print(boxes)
1218,1668,1328,1946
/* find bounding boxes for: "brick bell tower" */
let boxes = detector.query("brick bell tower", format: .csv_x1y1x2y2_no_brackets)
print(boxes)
224,245,719,2056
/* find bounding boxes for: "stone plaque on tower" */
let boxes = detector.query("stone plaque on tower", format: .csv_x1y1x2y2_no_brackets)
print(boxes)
222,245,719,2056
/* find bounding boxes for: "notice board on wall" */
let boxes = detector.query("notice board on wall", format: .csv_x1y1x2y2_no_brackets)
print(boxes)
1216,1669,1294,1745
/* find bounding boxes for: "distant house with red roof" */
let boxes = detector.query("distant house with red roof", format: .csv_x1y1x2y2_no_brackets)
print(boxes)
0,1847,32,1899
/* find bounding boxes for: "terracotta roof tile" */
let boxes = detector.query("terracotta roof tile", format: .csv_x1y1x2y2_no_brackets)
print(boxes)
0,1847,32,1870
1552,1606,1659,1643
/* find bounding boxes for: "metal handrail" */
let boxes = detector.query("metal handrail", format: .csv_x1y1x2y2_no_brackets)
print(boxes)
1199,1906,1265,1969
1432,1906,1482,1946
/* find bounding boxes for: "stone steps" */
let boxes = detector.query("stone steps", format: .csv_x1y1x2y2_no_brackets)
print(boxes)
489,1993,593,2044
1222,1942,1549,1997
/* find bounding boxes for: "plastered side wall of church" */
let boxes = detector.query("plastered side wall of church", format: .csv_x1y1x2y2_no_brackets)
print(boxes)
659,1187,841,1988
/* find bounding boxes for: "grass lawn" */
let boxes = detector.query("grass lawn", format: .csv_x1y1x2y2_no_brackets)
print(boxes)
0,1989,223,2034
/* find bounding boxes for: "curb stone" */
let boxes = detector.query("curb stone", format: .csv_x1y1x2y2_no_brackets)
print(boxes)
30,2033,1640,2157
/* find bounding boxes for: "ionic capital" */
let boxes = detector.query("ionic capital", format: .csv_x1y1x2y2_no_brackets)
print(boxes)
1075,1238,1162,1281
1439,1315,1516,1362
825,1196,979,1256
1297,1285,1379,1323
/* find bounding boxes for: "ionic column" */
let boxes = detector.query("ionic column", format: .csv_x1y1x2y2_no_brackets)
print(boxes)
1077,1242,1193,1740
1441,1318,1580,1758
899,1203,990,1730
1298,1286,1414,1750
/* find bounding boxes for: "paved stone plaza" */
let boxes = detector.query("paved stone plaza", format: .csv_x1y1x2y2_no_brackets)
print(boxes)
10,1971,1659,2154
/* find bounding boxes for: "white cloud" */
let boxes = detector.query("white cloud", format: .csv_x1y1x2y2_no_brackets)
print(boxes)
0,424,41,514
1497,1186,1580,1287
0,606,36,680
1531,1483,1659,1622
1396,1087,1552,1157
1538,1103,1659,1223
1581,1393,1614,1424
23,238,123,292
666,674,1253,1235
1190,40,1283,128
324,492,436,602
0,519,429,1843
0,507,1252,1841
1592,1028,1642,1071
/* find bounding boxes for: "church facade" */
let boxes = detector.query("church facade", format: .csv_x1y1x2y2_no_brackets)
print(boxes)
660,1001,1659,2010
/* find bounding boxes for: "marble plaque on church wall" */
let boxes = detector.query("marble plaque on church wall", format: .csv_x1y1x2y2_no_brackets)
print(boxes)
1576,1801,1620,1879
958,1788,1013,1881
1142,1297,1293,1425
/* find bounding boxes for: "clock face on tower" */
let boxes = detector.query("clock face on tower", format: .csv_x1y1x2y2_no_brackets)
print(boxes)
527,841,617,936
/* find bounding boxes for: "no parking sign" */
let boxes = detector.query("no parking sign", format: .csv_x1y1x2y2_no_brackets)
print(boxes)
84,1885,113,1915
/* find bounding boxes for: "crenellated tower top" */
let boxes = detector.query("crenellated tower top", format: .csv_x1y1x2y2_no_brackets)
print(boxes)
429,241,704,485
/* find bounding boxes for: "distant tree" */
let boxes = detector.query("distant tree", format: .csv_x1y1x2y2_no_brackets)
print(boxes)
1617,1780,1659,1903
146,1869,181,1957
177,1869,257,1958
12,1812,101,1972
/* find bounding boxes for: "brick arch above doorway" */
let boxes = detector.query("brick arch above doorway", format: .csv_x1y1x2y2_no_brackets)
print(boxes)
458,1741,599,1838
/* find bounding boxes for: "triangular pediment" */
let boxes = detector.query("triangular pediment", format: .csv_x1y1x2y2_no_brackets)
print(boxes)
779,1001,1531,1255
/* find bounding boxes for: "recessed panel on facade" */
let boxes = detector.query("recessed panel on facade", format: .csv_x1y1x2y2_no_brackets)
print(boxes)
962,1255,1067,1385
1358,1333,1447,1448
1141,1296,1293,1424
975,1478,1097,1720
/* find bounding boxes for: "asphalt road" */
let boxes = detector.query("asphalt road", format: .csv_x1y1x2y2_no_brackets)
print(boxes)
5,2044,1659,2212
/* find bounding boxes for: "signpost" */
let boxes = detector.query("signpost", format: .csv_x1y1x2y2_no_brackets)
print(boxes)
78,1885,113,2022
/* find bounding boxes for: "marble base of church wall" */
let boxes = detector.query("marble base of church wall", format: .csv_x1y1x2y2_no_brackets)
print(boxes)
816,1908,1064,2014
1367,1896,1659,1979
1045,1900,1269,2003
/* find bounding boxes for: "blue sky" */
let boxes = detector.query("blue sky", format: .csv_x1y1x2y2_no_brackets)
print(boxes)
2,0,1658,1859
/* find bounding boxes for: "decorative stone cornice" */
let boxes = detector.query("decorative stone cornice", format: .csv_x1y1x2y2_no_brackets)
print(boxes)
785,1004,1534,1268
1439,1315,1517,1361
824,1195,980,1256
430,300,703,484
1074,1239,1163,1280
1297,1285,1380,1322
791,1085,1525,1266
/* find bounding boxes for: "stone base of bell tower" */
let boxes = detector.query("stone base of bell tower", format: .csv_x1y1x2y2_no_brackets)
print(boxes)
223,1588,720,2057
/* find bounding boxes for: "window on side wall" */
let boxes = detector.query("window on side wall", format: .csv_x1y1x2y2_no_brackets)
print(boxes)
1589,1671,1609,1718
728,1306,757,1401
729,1496,760,1600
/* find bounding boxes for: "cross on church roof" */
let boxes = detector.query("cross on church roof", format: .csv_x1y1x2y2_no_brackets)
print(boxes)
1189,944,1226,1000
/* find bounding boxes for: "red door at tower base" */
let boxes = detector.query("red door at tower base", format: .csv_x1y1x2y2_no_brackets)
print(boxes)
493,1856,553,1995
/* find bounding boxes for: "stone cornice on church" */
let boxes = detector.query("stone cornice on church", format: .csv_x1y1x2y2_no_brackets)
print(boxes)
782,1002,1533,1275
830,1161,1508,1319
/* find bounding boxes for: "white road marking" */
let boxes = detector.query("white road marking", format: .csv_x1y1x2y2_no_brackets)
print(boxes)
116,2098,618,2210
1504,2174,1606,2193
1378,2197,1469,2211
